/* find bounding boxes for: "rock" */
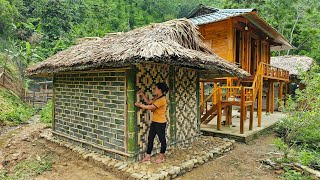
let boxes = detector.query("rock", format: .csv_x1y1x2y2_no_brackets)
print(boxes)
131,173,144,179
102,158,110,165
150,173,164,180
114,162,124,168
168,168,176,175
210,148,220,154
108,160,117,166
126,167,134,173
160,171,168,177
185,160,194,171
82,153,92,160
118,163,128,170
142,174,150,179
191,158,198,164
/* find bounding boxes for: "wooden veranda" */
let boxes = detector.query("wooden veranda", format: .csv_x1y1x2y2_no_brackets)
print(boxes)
200,62,289,134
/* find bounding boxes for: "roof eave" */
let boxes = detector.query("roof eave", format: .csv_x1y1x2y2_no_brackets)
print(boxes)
242,13,294,51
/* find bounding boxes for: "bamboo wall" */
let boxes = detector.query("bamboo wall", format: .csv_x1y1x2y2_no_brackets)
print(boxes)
133,63,200,159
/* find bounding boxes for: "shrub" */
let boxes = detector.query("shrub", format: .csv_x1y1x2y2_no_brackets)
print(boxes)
40,100,52,124
276,66,320,150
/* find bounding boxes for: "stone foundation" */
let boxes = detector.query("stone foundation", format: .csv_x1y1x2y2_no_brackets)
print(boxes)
41,129,234,179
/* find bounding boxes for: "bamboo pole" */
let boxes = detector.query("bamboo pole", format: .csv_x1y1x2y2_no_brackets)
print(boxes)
126,66,137,158
169,66,177,144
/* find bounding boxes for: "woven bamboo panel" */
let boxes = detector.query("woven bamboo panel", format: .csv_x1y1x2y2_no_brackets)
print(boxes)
175,67,198,141
136,63,170,153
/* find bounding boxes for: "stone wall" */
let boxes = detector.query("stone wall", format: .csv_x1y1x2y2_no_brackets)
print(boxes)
53,70,126,155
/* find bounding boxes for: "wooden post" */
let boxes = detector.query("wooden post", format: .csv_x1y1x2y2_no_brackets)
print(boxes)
240,87,245,134
266,81,270,113
200,82,204,113
270,81,274,113
213,82,217,103
249,104,254,130
278,82,283,111
127,66,137,160
45,81,48,102
226,105,232,125
258,76,262,127
284,82,288,106
217,88,222,130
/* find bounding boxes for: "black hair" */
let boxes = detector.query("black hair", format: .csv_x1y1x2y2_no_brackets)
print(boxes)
156,82,169,95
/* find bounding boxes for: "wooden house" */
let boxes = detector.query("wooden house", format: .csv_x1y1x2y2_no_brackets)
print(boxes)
188,5,294,134
26,19,247,161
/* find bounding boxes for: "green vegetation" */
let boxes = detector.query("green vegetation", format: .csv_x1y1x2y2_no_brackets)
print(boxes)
0,0,319,76
0,155,53,179
0,88,34,125
275,66,320,178
40,100,52,124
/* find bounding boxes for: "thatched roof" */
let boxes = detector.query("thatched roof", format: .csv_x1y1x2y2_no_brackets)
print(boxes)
26,18,249,77
270,55,315,76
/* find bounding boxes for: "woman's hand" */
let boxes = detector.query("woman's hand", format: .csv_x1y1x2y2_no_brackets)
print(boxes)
137,89,144,96
135,102,142,108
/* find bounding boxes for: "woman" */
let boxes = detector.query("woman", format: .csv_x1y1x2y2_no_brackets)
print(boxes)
135,82,169,163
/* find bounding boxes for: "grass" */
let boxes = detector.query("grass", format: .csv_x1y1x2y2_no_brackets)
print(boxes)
0,88,34,125
0,154,53,179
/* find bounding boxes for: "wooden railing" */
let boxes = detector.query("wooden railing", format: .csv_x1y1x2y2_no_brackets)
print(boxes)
0,70,25,97
200,88,218,114
262,62,289,81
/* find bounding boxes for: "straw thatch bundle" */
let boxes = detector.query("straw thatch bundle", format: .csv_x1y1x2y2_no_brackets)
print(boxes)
26,18,248,77
270,55,315,76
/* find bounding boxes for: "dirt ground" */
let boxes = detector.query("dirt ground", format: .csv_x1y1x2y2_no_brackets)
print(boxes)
0,117,120,180
0,116,280,180
179,134,280,180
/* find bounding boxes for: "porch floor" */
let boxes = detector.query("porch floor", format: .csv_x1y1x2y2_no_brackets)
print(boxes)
201,110,285,142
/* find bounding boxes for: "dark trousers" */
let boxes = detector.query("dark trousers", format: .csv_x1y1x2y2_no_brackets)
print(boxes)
147,122,167,154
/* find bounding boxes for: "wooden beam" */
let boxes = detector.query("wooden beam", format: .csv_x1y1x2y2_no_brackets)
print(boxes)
270,81,274,113
217,88,222,130
227,18,234,61
227,105,232,126
240,87,245,134
266,81,271,113
284,82,288,106
249,104,254,130
278,82,283,111
258,76,262,127
200,82,204,113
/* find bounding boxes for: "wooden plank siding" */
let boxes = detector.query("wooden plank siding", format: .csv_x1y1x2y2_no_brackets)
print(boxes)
199,17,271,75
